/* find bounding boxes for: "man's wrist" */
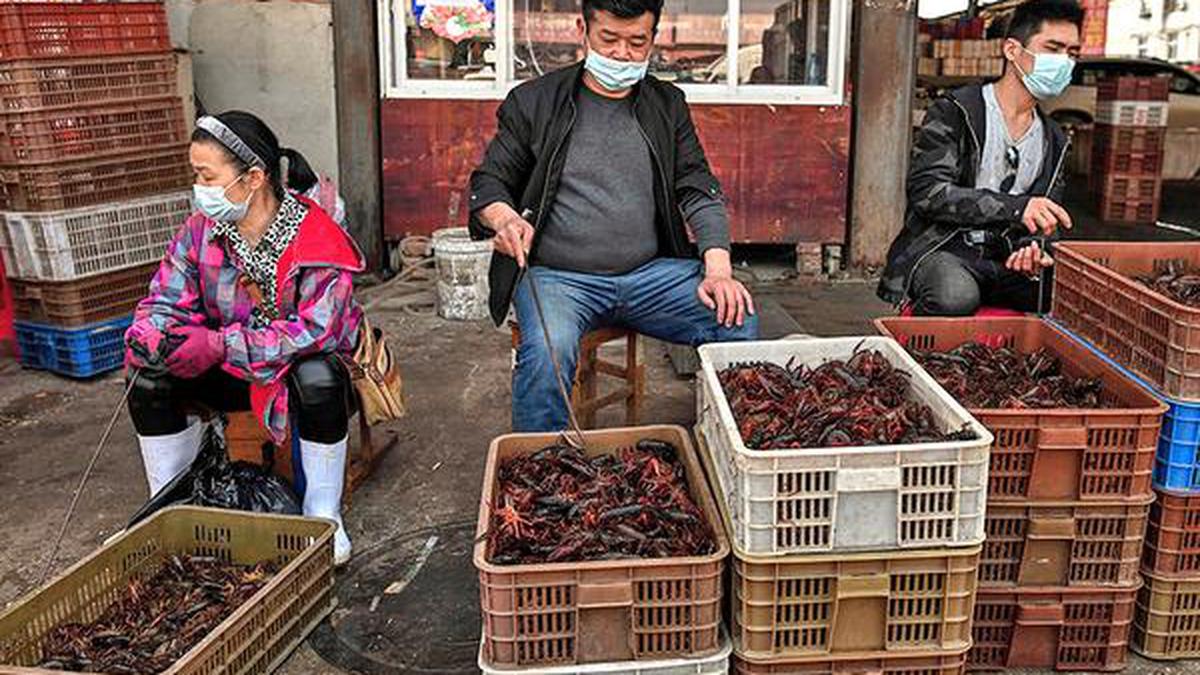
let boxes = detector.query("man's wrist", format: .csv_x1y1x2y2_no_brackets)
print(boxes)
702,247,733,279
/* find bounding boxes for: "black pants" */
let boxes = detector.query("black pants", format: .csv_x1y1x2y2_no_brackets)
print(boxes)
909,240,1054,316
128,355,352,443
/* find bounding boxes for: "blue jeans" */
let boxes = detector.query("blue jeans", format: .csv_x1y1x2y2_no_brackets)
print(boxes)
512,257,759,432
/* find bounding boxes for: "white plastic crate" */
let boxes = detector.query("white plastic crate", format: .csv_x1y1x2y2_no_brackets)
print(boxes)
479,629,731,675
696,337,992,556
1095,100,1169,127
0,190,192,281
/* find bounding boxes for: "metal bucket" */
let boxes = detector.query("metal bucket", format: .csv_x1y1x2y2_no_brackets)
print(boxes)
432,227,492,321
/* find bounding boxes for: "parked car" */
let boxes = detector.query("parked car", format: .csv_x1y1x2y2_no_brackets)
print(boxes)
1046,57,1200,180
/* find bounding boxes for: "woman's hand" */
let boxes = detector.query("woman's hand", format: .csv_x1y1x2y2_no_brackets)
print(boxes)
165,326,226,378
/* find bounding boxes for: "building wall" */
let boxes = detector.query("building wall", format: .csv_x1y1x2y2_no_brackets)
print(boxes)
166,0,340,183
380,99,851,245
1106,0,1200,61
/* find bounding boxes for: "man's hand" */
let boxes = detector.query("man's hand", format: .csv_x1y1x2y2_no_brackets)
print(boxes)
697,249,755,328
481,202,534,268
1006,241,1054,276
1022,197,1073,236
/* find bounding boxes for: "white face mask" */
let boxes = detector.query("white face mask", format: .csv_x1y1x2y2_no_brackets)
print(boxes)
193,173,254,222
584,47,650,91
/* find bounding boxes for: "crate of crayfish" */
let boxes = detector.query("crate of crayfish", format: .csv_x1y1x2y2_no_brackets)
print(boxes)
474,425,729,669
1052,241,1200,401
0,506,335,674
696,337,992,556
875,317,1166,502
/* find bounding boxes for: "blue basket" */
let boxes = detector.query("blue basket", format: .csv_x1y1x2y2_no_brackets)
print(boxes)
14,315,131,378
1051,318,1200,491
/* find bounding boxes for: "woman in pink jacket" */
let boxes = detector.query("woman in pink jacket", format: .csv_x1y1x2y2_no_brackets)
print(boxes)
125,111,363,564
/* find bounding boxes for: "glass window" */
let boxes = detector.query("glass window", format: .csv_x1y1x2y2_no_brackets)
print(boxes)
407,0,497,80
511,0,728,83
739,0,829,86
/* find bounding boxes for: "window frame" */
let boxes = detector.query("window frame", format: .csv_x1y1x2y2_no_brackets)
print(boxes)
378,0,851,105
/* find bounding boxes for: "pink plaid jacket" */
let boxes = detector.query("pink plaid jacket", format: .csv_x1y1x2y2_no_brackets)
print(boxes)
126,196,365,442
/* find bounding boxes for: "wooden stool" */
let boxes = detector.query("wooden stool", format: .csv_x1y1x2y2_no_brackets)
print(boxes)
509,322,645,428
222,409,394,508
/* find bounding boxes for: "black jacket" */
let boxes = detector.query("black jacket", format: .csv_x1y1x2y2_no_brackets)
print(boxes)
877,83,1071,305
468,63,724,325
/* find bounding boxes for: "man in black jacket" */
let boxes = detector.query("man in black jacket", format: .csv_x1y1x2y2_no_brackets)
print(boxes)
468,0,757,432
878,0,1083,315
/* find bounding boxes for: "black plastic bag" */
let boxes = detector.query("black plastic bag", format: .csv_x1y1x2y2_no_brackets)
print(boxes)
128,424,301,528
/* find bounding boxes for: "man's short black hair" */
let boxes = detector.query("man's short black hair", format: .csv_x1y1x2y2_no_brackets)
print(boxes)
582,0,664,31
1005,0,1085,45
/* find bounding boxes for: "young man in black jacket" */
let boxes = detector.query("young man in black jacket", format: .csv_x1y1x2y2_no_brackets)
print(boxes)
468,0,758,432
878,0,1083,315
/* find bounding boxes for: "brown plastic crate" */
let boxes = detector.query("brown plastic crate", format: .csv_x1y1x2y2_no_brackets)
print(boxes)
732,648,969,674
0,506,336,674
1053,241,1200,400
979,497,1151,588
0,143,190,211
873,317,1165,502
968,584,1139,671
1093,124,1167,155
0,2,170,62
0,96,186,165
9,263,155,326
1132,570,1200,660
0,54,177,112
1097,198,1160,225
1097,75,1171,102
1142,488,1200,578
731,545,980,662
475,425,729,668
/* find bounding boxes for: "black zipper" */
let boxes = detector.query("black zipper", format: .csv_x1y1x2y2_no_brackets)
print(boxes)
633,102,680,254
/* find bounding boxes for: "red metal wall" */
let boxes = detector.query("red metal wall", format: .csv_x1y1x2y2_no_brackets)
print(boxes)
381,99,850,245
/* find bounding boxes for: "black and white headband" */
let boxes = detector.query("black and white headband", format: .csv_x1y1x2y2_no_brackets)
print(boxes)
196,115,266,169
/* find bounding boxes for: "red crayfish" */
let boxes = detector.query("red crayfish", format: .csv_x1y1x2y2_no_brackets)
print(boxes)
718,347,975,450
486,440,716,565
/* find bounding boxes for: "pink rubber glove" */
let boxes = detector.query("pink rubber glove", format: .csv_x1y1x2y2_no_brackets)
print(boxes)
165,326,225,379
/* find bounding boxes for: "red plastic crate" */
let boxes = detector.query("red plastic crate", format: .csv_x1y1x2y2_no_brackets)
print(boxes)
0,54,177,112
1143,488,1200,578
1094,174,1162,224
0,142,189,211
873,317,1165,502
969,585,1139,671
1098,75,1171,102
0,96,185,165
979,498,1151,588
0,2,170,62
1091,125,1166,177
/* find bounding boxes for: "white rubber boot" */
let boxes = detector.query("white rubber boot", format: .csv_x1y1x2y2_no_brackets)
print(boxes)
137,419,204,497
301,436,352,566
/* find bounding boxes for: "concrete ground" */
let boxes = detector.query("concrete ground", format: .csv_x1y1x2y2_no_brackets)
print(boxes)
2,181,1199,673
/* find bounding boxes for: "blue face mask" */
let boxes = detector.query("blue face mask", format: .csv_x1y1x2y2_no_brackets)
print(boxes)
1014,47,1075,100
193,173,254,223
584,49,649,92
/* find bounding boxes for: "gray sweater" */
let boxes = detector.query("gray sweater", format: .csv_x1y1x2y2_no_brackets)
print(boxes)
535,87,730,275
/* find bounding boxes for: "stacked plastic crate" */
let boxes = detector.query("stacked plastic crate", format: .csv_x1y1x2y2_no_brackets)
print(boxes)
1051,241,1200,661
0,1,193,377
695,337,993,675
875,316,1167,672
1091,74,1169,224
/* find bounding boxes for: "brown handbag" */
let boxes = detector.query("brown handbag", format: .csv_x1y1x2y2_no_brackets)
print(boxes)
345,316,406,425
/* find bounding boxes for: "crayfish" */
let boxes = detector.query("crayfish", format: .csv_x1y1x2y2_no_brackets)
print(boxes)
486,440,716,564
718,346,975,450
1138,261,1200,307
910,341,1106,409
37,555,276,674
